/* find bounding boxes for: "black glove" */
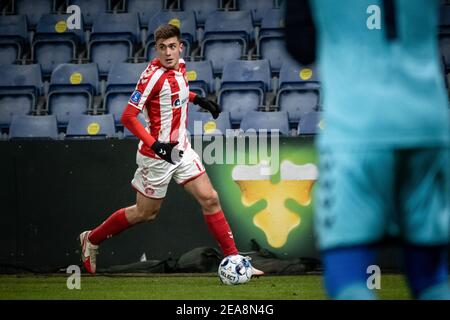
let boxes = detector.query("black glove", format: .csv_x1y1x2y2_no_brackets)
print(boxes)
193,95,221,119
151,141,183,164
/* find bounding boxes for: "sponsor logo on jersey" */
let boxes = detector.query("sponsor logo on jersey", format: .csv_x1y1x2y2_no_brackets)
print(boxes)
130,90,142,104
173,98,181,108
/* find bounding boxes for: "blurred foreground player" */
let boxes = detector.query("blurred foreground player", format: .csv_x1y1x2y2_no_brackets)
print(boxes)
286,0,450,299
79,24,263,277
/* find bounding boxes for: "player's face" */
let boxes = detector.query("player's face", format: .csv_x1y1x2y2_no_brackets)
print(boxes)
155,37,183,69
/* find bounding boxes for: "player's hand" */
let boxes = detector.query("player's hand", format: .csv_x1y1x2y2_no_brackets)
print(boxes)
193,96,221,119
151,141,183,164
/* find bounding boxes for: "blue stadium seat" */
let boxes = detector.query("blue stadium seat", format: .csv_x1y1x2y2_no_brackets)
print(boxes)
240,111,289,135
238,0,274,25
0,64,43,128
186,60,214,96
104,62,148,124
218,60,270,124
127,0,164,28
15,0,53,28
276,60,320,125
187,110,232,135
145,10,196,59
257,9,287,72
66,114,116,138
69,0,109,27
182,0,219,26
257,36,290,73
201,11,253,73
88,13,140,75
9,115,58,140
297,111,323,135
32,14,85,75
259,8,284,37
123,112,147,138
47,63,99,127
0,15,28,64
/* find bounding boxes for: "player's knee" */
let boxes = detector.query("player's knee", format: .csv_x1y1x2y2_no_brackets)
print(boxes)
136,207,159,222
201,190,220,211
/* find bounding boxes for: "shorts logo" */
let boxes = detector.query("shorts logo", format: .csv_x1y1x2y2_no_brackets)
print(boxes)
130,90,142,104
145,187,155,196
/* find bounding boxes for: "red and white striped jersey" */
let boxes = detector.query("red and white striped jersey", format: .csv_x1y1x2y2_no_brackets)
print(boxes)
127,58,192,158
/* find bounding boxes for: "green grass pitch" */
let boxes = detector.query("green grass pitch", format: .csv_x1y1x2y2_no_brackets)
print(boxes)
0,274,412,300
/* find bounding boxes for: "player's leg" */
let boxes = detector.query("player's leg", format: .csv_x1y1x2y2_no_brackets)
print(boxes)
80,151,170,273
322,245,378,300
315,148,394,299
183,172,239,256
80,193,163,273
182,172,265,276
174,147,264,275
399,148,450,300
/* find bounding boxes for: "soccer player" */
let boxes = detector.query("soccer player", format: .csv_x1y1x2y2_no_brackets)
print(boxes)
285,0,450,299
79,24,264,277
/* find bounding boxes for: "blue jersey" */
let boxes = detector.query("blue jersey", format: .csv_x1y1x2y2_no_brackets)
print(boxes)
310,0,450,148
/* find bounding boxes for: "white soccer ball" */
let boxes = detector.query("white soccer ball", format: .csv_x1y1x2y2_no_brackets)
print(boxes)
218,254,253,285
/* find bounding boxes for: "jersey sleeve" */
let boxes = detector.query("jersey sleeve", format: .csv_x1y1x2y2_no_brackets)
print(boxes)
127,66,164,111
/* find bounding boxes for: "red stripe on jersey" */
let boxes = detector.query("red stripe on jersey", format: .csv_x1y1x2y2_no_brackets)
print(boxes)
168,74,182,142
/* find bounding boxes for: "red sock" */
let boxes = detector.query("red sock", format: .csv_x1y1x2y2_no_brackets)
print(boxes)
204,210,239,256
88,208,131,245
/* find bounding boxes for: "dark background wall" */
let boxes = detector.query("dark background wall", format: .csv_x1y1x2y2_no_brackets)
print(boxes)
0,140,218,272
1,139,444,273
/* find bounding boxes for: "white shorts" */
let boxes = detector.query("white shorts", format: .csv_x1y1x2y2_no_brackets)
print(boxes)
131,147,206,199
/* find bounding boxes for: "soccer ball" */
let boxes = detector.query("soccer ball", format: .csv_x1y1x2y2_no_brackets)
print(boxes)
218,254,253,285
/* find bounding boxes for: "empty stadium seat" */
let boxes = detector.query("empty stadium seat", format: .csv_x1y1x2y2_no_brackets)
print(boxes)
104,62,148,124
9,115,58,140
66,114,116,138
69,0,109,27
15,0,53,28
187,110,232,135
257,9,287,72
0,15,28,64
145,10,196,59
297,111,323,135
0,64,43,128
32,14,85,75
257,37,290,73
47,63,99,127
182,0,220,26
201,11,253,73
260,8,285,37
240,111,289,135
277,60,321,125
127,0,163,27
186,60,214,96
238,0,274,25
218,60,270,124
88,13,140,75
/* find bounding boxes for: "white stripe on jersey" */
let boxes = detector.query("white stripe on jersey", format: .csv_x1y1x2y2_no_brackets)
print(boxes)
157,79,173,142
136,68,165,111
177,74,189,145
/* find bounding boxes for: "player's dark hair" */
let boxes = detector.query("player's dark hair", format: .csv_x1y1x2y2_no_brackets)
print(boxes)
154,24,181,43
